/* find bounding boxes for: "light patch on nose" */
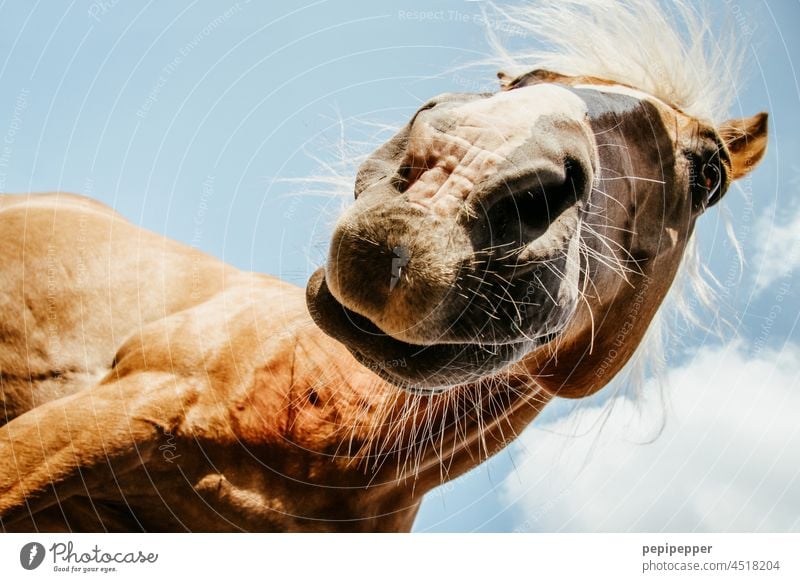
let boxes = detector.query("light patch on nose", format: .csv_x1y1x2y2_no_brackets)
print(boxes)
666,227,679,247
404,84,588,216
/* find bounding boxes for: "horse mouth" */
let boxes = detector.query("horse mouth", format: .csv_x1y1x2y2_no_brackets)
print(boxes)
306,267,549,391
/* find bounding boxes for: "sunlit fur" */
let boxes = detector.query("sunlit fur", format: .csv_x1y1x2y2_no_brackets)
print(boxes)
0,1,768,532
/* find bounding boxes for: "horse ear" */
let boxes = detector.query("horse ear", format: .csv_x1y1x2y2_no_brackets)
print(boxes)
718,112,768,180
497,68,567,91
497,70,515,91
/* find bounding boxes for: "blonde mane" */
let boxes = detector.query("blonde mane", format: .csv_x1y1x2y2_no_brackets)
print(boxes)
486,0,742,123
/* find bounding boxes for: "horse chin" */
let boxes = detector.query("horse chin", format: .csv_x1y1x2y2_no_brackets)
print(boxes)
306,267,548,391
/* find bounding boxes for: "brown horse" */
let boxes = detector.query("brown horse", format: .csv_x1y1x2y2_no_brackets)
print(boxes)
0,2,767,531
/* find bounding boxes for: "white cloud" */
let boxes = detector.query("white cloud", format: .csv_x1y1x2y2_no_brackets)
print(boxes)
503,341,800,532
752,202,800,294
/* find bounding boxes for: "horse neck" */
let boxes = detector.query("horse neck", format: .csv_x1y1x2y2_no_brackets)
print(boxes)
379,374,553,489
292,319,553,492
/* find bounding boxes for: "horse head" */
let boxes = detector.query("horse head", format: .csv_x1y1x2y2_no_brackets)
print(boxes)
307,69,767,396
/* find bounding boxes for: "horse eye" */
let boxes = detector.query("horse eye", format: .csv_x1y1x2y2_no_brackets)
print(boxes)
687,151,725,211
702,161,723,206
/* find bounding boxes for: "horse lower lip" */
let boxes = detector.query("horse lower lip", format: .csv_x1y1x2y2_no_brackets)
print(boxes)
305,267,533,388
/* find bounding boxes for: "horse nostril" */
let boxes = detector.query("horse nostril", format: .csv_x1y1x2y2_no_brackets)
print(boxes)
481,161,583,247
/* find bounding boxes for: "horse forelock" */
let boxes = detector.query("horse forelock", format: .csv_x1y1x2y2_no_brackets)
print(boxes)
485,0,742,124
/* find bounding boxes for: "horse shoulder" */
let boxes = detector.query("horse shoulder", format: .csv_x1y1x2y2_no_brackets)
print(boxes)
0,192,234,422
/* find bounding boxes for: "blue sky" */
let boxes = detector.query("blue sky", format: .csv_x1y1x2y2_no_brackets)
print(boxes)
0,0,797,532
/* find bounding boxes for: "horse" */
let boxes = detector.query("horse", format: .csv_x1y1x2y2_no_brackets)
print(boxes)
0,1,768,531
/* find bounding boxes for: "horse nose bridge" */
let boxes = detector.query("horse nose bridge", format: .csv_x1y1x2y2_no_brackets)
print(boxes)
399,107,570,215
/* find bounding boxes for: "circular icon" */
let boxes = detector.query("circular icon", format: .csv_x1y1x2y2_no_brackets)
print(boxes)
19,542,46,570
